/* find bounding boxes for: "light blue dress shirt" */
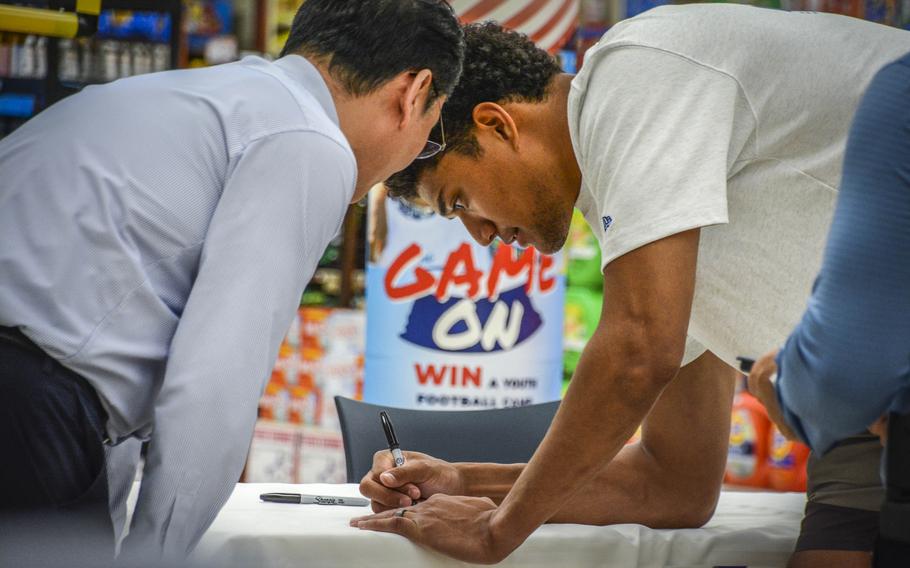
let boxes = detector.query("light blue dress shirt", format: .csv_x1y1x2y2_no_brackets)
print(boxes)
0,55,356,556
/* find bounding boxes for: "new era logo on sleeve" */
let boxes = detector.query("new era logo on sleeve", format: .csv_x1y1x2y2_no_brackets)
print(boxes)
602,216,613,232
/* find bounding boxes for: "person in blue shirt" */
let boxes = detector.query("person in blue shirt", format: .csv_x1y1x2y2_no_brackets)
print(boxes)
748,52,910,563
0,0,463,561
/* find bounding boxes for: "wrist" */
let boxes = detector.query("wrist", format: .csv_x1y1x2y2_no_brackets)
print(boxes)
488,504,526,559
454,462,478,496
456,462,522,499
451,462,470,495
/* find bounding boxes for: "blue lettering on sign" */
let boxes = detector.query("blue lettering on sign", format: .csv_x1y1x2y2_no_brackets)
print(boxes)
400,285,543,353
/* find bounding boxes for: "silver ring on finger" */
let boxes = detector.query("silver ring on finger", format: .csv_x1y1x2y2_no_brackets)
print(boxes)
396,508,408,518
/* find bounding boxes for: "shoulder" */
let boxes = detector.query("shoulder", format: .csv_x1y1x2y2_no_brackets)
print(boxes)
577,3,772,94
598,4,759,52
578,3,753,90
242,129,356,181
217,58,354,160
568,43,737,158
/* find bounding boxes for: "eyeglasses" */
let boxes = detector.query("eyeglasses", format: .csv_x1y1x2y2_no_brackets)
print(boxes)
416,85,446,160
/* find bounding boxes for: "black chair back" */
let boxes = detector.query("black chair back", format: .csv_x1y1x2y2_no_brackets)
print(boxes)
334,396,560,483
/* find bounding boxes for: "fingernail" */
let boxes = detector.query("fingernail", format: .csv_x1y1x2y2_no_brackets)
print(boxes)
400,497,412,507
381,472,395,484
409,488,420,500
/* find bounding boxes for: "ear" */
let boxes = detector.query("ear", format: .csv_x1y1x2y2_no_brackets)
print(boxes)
398,69,434,130
472,102,519,151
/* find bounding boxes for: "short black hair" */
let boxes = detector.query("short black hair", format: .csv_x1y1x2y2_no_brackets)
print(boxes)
386,22,561,201
282,0,464,106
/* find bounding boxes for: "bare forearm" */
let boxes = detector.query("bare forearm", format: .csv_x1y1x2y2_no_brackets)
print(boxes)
458,444,690,526
492,360,672,545
458,462,522,502
550,351,733,528
548,442,695,527
488,232,700,550
460,350,734,531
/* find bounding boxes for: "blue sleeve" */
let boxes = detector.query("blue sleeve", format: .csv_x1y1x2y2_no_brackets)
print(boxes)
775,53,910,455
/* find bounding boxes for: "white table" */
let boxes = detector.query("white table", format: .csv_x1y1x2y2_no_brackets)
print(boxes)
193,483,806,567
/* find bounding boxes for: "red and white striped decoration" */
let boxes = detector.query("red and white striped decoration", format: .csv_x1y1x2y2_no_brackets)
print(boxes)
451,0,580,54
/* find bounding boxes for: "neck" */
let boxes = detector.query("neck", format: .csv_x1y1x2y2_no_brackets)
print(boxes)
310,60,385,196
333,96,386,195
544,74,582,205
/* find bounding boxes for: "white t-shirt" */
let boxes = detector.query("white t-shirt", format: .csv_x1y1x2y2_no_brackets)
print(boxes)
568,4,910,368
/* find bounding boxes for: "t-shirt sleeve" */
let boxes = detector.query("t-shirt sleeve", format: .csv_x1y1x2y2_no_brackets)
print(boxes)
574,46,749,269
681,335,708,367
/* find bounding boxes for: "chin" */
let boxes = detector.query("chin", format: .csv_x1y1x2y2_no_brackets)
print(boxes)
525,234,561,255
535,242,564,255
532,226,571,256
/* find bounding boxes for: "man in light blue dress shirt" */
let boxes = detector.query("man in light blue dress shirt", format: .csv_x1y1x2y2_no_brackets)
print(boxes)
0,0,463,560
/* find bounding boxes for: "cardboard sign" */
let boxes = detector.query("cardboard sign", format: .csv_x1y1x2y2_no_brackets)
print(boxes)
364,196,565,409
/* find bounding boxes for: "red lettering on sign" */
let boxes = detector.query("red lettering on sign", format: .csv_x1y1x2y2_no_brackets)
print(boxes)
462,366,482,388
384,243,434,301
415,363,446,386
415,363,483,388
487,246,536,301
384,242,558,302
435,243,483,301
538,253,556,293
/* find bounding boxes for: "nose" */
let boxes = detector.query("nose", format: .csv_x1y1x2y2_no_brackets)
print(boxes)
460,214,497,247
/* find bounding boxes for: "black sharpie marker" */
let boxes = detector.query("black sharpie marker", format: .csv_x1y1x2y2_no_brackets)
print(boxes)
380,411,405,467
260,492,369,507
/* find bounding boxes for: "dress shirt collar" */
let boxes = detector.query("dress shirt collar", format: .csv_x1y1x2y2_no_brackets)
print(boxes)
273,54,341,128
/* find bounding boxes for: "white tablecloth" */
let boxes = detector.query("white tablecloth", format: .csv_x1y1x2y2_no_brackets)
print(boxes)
193,483,806,568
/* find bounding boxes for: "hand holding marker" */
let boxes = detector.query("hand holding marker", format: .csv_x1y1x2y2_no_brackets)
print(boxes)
259,414,405,509
259,412,408,509
381,410,420,512
380,411,406,467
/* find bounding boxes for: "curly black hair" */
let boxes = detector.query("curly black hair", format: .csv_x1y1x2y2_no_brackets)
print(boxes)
386,21,561,201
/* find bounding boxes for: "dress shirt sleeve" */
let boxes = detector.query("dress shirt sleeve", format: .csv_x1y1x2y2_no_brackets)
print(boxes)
122,130,354,558
775,57,910,454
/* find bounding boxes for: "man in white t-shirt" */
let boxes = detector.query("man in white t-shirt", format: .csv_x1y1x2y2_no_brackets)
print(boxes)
351,6,910,566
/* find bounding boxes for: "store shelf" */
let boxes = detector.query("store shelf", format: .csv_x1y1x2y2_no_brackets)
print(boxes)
0,76,45,88
8,0,180,11
0,0,182,137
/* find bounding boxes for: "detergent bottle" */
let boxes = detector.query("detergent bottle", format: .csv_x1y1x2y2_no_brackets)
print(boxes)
725,377,771,487
767,425,810,492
